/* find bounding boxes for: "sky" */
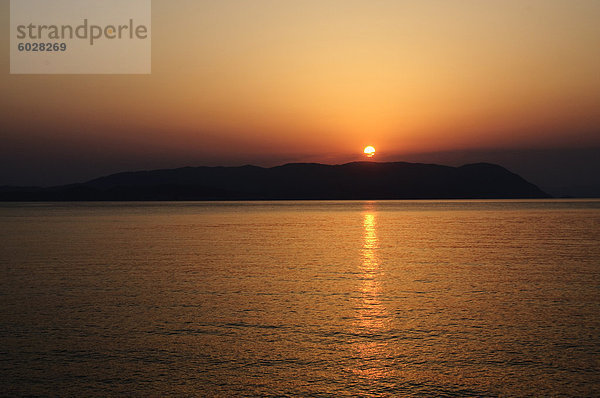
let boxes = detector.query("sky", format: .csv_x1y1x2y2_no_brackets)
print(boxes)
1,0,600,195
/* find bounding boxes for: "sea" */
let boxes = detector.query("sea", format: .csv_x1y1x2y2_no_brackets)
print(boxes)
1,200,599,397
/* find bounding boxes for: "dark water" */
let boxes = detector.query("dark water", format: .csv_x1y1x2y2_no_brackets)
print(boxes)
1,200,599,397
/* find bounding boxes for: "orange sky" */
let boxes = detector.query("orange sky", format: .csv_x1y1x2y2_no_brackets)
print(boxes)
1,0,600,185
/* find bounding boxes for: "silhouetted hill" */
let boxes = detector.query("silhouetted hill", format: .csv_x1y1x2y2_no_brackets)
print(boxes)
0,161,550,201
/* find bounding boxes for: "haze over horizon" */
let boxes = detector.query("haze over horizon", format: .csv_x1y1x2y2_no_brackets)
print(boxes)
1,0,599,196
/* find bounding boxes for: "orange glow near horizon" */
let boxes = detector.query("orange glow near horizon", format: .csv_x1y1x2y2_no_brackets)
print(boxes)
1,0,600,168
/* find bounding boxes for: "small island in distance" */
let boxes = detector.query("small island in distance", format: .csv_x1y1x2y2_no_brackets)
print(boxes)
0,161,549,201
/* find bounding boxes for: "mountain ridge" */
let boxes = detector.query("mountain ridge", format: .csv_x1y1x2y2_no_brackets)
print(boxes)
0,161,550,201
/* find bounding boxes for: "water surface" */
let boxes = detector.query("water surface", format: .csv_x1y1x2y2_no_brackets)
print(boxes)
1,200,599,396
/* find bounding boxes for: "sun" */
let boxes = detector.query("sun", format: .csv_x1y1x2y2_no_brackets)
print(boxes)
363,146,376,158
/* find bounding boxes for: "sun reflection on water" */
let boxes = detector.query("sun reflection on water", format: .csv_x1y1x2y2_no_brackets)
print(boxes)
352,202,392,381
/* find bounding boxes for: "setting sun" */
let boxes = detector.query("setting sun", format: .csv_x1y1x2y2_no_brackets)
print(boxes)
364,146,376,158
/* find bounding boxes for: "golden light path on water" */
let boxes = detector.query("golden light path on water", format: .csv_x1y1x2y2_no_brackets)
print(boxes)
352,202,392,381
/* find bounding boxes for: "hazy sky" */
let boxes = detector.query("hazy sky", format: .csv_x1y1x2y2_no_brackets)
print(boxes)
1,0,600,190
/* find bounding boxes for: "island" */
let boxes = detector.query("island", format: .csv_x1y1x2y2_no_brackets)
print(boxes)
0,161,550,201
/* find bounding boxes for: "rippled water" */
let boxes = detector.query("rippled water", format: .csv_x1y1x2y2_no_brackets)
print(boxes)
1,200,599,397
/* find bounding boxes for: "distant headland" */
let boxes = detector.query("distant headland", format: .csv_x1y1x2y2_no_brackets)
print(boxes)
0,161,550,201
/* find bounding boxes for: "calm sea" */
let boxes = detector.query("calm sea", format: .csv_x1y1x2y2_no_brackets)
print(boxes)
1,200,599,397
